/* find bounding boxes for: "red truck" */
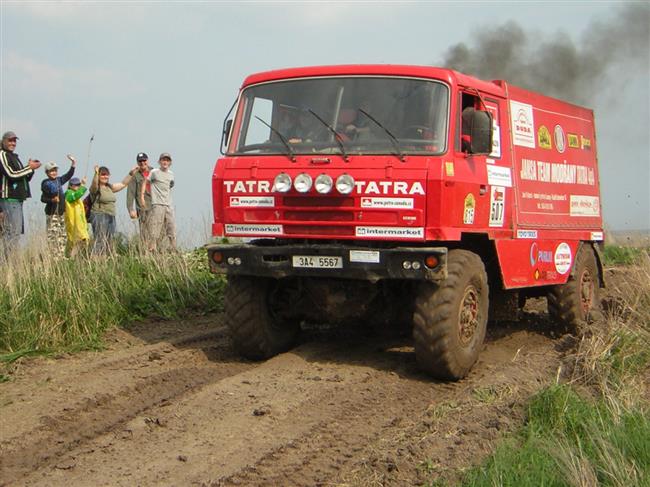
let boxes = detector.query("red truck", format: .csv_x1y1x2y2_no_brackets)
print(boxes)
207,65,604,380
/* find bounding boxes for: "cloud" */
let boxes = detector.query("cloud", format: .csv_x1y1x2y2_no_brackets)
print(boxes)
3,51,143,99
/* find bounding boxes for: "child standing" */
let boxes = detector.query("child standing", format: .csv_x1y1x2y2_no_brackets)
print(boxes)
140,152,175,251
64,177,89,257
41,154,76,255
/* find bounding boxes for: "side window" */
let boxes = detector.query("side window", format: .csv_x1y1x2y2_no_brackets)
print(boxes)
457,93,480,152
244,97,273,146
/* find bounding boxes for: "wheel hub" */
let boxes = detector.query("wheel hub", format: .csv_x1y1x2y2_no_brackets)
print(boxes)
458,286,479,345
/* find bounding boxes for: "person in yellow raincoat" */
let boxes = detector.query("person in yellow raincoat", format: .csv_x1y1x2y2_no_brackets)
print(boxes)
64,176,89,257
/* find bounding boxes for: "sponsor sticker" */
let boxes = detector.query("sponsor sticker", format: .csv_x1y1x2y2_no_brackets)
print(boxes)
538,125,552,149
590,231,604,241
463,193,476,225
567,133,580,148
554,242,572,275
489,186,506,227
581,136,591,150
230,196,275,207
570,195,600,217
225,224,283,235
360,197,414,209
530,242,553,266
349,250,381,264
510,100,535,148
355,226,424,239
517,229,538,239
445,161,455,177
554,125,566,154
487,165,512,187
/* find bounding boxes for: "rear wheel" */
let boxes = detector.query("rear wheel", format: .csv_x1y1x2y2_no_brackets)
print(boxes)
224,276,300,360
548,244,600,333
413,250,489,380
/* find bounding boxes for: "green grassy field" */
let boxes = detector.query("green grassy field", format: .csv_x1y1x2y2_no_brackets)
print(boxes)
0,244,224,362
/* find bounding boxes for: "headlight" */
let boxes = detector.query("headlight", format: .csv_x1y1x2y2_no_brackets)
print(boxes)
273,173,292,192
315,174,333,194
294,173,313,193
336,174,355,194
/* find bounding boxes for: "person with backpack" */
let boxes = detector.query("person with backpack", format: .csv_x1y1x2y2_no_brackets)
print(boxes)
41,155,76,256
0,131,41,255
64,176,89,257
89,164,138,255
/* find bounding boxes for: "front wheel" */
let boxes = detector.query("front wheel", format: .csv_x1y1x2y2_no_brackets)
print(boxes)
224,276,300,360
413,250,489,381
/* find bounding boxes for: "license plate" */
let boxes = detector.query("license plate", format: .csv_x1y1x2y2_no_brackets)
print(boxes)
292,255,343,269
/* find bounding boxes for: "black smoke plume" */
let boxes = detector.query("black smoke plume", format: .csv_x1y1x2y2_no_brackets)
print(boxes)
441,3,649,105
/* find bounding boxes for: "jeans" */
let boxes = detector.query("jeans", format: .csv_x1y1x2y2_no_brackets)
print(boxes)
0,199,24,255
91,212,116,255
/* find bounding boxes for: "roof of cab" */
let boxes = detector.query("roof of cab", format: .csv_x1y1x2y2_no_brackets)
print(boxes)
241,64,506,97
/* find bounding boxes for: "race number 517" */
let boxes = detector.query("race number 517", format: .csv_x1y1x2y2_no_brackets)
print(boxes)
489,187,506,227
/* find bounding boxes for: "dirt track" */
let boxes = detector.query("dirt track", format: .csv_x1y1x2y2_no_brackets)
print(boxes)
1,306,566,486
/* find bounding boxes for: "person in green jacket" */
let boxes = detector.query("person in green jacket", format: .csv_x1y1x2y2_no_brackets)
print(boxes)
64,177,89,257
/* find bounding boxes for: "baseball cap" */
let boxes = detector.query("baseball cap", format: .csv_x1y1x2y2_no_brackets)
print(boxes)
136,152,148,162
44,162,59,172
2,131,18,141
69,177,81,186
159,152,172,161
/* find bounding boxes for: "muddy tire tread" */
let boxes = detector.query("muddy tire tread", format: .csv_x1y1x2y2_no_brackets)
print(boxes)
413,250,488,381
548,244,599,333
225,276,298,360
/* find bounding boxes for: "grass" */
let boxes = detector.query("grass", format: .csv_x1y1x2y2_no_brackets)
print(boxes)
602,244,649,266
0,241,224,361
447,250,650,487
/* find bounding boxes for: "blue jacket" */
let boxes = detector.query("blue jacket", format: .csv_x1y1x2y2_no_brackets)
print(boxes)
41,166,75,215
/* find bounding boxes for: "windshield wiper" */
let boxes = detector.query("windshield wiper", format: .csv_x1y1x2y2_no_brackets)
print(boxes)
358,108,406,162
306,109,349,162
254,116,296,162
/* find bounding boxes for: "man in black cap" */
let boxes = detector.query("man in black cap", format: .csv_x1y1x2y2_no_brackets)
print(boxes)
126,152,152,243
0,131,42,254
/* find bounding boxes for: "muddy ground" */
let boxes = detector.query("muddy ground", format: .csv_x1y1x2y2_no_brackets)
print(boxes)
1,297,580,486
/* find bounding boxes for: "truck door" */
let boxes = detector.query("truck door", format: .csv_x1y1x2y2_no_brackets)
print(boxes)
453,90,511,233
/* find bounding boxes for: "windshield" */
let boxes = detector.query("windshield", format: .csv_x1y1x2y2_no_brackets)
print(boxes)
229,76,449,157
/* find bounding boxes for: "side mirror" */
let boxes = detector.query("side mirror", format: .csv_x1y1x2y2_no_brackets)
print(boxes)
221,119,233,155
469,110,493,155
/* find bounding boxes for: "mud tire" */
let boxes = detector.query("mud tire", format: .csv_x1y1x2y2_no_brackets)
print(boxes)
224,276,300,360
413,250,489,381
548,244,600,334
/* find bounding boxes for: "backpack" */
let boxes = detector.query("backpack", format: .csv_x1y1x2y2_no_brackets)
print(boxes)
83,187,99,221
83,194,93,220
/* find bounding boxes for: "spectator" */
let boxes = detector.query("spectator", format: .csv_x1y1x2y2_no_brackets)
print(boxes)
64,176,89,257
126,152,152,243
0,131,41,255
141,152,175,251
41,155,76,256
90,164,138,255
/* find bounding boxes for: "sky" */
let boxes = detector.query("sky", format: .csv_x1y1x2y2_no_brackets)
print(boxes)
1,1,649,248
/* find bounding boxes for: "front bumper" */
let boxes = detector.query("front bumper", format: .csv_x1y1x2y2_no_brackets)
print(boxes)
206,243,447,282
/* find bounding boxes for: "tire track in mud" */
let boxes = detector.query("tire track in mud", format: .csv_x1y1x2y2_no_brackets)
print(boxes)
0,323,257,485
9,320,563,487
212,330,560,487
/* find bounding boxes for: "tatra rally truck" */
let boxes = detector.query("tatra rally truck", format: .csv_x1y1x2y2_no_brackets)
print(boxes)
207,65,604,380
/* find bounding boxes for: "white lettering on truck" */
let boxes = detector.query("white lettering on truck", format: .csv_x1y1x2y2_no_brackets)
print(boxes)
519,159,595,185
224,180,425,195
